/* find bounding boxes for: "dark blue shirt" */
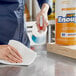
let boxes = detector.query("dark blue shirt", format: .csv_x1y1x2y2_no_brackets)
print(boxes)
0,0,52,47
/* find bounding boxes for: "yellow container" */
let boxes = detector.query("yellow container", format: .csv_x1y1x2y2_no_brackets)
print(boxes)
48,0,55,20
56,0,76,45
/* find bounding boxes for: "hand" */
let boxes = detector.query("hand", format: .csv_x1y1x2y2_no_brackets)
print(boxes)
0,45,22,63
36,3,49,32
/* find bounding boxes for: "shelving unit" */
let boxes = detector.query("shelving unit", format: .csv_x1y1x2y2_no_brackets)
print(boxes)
47,21,76,59
25,0,56,46
47,20,55,43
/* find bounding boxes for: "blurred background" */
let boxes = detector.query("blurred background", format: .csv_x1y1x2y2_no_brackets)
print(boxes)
24,0,55,21
24,0,55,46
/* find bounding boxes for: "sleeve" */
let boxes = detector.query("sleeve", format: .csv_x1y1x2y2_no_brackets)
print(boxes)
37,0,53,15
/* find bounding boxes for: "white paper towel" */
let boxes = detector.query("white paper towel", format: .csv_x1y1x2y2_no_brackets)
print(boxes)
0,40,37,65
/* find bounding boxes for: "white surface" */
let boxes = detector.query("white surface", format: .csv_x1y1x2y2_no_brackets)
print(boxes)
0,40,37,65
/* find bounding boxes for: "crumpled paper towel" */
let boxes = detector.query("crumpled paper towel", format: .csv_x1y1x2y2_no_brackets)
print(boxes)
0,40,37,65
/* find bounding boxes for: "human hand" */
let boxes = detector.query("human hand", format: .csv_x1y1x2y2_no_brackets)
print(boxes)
0,45,22,63
36,3,49,32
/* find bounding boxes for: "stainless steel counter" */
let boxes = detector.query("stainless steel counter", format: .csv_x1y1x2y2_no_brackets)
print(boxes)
0,45,76,76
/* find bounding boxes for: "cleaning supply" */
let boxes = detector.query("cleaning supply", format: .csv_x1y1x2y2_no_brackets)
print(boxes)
0,40,37,65
32,16,47,44
56,0,76,45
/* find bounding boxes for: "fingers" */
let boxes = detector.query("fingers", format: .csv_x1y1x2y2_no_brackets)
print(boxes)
36,16,40,32
43,17,48,31
36,14,48,32
36,23,40,32
4,57,15,63
9,50,23,63
43,16,48,31
9,45,22,59
7,46,23,63
7,54,22,63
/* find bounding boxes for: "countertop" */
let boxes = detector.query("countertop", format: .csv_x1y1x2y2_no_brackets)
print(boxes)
0,45,76,76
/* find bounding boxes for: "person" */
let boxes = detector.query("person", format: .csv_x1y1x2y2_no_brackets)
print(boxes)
0,0,52,63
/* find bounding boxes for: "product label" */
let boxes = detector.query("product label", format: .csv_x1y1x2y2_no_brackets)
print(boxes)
61,33,76,37
56,0,76,45
58,13,76,23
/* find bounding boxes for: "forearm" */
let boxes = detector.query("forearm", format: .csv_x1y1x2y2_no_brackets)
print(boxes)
41,3,49,14
37,0,52,15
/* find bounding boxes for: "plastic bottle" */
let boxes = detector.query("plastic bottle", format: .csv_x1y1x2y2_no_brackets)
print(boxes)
32,16,47,44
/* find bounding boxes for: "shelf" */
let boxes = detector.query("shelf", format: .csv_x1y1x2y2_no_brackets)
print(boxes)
25,21,36,27
25,20,55,27
47,43,76,59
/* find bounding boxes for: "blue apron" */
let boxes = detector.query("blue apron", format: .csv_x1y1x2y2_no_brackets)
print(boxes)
0,0,52,47
0,0,30,47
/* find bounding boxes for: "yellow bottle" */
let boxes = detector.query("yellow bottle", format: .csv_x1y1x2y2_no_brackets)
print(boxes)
48,0,55,20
